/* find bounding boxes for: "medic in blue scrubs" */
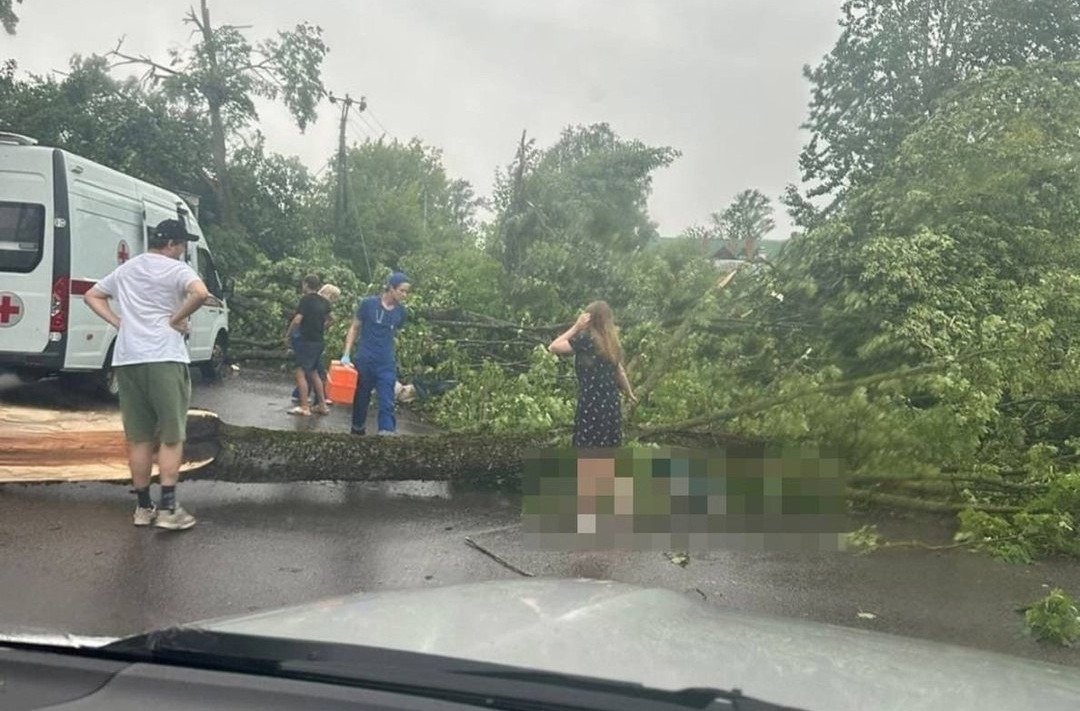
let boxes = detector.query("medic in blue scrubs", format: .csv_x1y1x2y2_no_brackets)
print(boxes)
341,272,410,435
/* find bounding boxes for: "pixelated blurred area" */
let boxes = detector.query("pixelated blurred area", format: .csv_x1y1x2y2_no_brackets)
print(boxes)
522,445,849,552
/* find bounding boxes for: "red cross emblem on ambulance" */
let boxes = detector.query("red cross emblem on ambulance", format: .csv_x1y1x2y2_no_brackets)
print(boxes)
0,292,24,327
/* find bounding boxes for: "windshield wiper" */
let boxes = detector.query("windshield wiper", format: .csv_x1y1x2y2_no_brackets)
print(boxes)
99,628,802,711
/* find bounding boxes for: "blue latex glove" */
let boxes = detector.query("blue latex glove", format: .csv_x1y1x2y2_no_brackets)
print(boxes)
340,352,352,367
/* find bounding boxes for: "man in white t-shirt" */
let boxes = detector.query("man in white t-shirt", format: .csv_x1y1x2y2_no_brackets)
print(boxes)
84,219,209,531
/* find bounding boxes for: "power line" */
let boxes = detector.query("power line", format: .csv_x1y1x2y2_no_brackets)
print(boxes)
311,158,332,180
347,114,372,142
356,112,385,141
366,108,394,139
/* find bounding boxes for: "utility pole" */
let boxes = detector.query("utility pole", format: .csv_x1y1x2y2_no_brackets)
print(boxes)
327,92,372,280
328,93,367,233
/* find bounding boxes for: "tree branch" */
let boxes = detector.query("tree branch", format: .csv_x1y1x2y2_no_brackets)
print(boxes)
631,359,955,438
628,266,741,411
107,38,182,79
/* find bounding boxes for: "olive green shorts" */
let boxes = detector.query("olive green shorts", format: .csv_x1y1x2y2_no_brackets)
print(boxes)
115,362,192,445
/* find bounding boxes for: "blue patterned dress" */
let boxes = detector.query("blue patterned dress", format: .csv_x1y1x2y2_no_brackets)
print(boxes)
570,332,622,447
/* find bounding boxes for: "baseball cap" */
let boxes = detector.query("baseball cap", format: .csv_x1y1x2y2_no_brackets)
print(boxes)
153,218,199,242
386,272,409,288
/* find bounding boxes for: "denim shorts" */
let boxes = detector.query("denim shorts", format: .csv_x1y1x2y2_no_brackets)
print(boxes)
292,339,325,373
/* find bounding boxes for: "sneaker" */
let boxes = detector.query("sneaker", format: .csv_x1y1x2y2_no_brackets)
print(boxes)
133,505,157,527
377,430,399,436
154,506,197,531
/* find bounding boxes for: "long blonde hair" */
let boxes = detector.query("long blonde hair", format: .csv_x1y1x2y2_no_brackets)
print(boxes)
318,284,341,302
585,300,623,365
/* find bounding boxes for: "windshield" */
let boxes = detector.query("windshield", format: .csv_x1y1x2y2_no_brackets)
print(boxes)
3,2,1080,711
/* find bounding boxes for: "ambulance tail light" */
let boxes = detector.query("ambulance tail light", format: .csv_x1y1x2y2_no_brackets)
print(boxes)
50,275,70,335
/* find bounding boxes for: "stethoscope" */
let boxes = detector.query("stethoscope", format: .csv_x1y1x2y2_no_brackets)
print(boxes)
374,301,394,325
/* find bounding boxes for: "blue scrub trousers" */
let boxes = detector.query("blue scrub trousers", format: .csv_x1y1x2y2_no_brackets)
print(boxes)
351,357,397,434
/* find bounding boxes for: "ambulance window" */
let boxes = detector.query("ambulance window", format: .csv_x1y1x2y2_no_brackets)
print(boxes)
0,202,46,273
197,247,223,297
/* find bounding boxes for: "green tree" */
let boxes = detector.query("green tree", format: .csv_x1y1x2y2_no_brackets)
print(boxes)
712,188,775,259
741,62,1080,482
108,0,328,226
1,0,20,35
228,136,316,262
327,137,479,277
490,123,678,315
791,0,1080,223
0,55,212,200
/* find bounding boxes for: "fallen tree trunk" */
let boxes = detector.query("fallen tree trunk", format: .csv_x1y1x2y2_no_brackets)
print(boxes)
190,416,542,489
230,349,290,362
0,404,1035,516
0,404,544,489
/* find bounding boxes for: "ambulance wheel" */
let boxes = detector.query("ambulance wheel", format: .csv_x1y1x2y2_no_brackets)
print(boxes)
100,363,120,400
92,344,119,400
200,335,228,382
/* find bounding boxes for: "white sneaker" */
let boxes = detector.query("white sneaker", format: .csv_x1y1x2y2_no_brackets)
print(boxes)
154,506,197,531
133,505,157,527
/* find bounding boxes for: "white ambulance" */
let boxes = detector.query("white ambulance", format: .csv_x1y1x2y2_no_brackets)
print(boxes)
0,132,231,396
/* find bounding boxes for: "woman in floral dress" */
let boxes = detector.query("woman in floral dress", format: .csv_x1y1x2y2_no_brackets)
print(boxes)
549,301,637,447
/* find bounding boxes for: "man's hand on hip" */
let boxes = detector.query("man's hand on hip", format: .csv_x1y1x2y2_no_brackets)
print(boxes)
170,316,190,336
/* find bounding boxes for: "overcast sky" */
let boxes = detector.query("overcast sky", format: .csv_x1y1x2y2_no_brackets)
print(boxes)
3,0,843,239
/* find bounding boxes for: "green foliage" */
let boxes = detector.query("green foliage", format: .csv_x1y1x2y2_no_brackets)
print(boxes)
746,65,1080,481
490,123,679,314
156,7,328,133
330,138,479,276
711,188,776,259
956,508,1080,564
110,1,328,226
431,347,574,435
400,244,505,318
231,254,365,346
204,225,260,279
1,0,21,35
796,0,1080,210
229,136,316,262
0,55,212,202
1025,588,1080,647
845,525,884,554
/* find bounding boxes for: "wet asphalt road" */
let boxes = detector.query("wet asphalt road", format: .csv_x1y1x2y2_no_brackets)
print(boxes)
2,369,1080,670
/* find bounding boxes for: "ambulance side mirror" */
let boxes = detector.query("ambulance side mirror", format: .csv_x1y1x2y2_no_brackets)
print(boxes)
221,276,235,300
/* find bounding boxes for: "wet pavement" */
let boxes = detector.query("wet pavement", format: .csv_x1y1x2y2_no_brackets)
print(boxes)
190,365,440,434
2,478,1080,669
2,369,1080,669
0,365,439,434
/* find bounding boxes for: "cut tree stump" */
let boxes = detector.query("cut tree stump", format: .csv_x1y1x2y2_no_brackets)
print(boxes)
0,405,216,483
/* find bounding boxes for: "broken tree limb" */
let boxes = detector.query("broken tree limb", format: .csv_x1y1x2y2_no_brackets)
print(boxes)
631,359,955,439
464,537,534,577
629,267,741,417
847,489,1023,514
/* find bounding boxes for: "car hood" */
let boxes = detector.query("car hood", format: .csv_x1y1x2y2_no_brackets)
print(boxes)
187,578,1080,711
